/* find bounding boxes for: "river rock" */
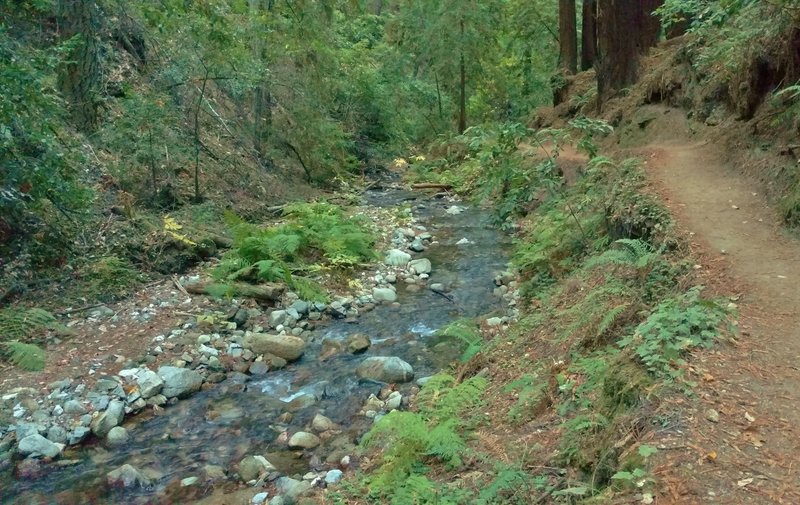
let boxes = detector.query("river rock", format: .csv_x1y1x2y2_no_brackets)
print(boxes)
67,427,90,445
46,425,67,444
15,422,44,440
244,333,305,362
384,249,412,266
311,413,338,432
18,434,63,458
276,476,313,501
372,287,397,303
107,464,149,488
158,366,203,399
252,492,269,505
346,334,371,354
238,455,276,482
288,431,321,449
408,258,432,275
319,339,344,361
486,317,503,327
248,361,270,376
135,369,164,399
385,391,402,410
409,238,425,252
63,399,87,415
356,357,414,383
325,469,344,484
269,310,288,327
91,400,125,437
106,426,129,446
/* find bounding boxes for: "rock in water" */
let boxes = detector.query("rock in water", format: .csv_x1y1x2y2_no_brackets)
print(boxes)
238,455,276,482
135,369,164,399
384,249,412,266
408,258,432,275
158,367,203,399
409,238,425,252
91,400,125,437
372,287,397,303
345,334,371,354
311,413,338,432
106,426,129,447
17,434,63,459
356,357,414,383
288,431,321,449
243,333,305,361
107,464,149,488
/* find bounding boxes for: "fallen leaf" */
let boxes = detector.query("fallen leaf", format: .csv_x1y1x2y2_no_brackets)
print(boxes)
706,451,718,462
744,412,755,423
737,478,753,487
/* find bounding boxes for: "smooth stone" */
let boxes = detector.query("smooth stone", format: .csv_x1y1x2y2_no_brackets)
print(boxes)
135,369,164,399
158,366,203,399
356,357,414,383
275,476,313,501
243,333,305,362
408,258,432,275
238,455,276,482
288,431,321,449
106,426,129,446
291,300,310,315
181,476,199,487
18,434,62,458
372,287,397,303
63,400,88,416
270,310,288,327
311,413,338,432
252,492,269,505
248,361,270,376
385,391,402,410
409,238,425,252
384,249,412,266
325,469,344,484
91,400,125,437
46,425,67,444
486,317,503,327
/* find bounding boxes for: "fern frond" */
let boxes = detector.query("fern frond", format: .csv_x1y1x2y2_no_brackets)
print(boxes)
1,341,46,371
0,308,59,341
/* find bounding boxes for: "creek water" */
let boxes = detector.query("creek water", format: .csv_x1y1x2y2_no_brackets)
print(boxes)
2,189,511,505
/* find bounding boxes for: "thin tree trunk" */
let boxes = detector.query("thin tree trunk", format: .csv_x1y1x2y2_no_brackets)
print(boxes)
559,0,578,74
458,18,467,135
57,0,102,131
194,66,210,203
250,0,273,168
434,72,443,119
581,0,598,70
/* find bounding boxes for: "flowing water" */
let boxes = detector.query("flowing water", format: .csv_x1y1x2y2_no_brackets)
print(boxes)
2,189,511,505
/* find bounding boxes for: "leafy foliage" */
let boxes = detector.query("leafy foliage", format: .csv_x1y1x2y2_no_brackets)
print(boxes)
433,319,484,362
619,288,733,378
361,373,488,500
1,341,46,371
0,307,62,341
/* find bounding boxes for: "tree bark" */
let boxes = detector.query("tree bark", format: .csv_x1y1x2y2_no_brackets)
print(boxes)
250,0,273,168
458,18,467,134
596,0,642,104
581,0,598,70
57,0,102,132
636,0,663,52
559,0,578,74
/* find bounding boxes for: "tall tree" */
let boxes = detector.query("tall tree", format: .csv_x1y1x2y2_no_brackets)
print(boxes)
581,0,598,70
57,0,102,131
596,0,662,103
559,0,578,74
249,0,274,168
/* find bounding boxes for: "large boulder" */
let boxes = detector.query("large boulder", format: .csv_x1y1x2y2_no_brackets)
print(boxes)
17,434,63,459
158,366,203,399
244,333,305,362
91,400,125,437
356,357,414,383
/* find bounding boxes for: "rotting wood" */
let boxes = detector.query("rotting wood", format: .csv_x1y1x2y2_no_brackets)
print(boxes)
185,281,284,302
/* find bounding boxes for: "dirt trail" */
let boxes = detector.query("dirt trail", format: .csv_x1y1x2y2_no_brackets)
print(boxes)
639,140,800,504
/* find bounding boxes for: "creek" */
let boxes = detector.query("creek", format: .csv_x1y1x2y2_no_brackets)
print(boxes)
2,189,512,505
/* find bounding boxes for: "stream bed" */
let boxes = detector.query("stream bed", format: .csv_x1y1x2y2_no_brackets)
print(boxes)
2,189,512,505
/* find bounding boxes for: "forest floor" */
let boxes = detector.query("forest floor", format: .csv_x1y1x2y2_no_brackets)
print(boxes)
624,122,800,503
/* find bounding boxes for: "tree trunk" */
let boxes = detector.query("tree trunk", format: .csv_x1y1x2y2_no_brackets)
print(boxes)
458,18,467,134
57,0,102,132
596,0,641,104
250,0,273,168
581,0,598,70
636,0,663,53
559,0,578,74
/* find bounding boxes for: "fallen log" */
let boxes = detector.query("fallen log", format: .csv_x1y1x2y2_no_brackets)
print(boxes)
411,183,453,191
185,281,284,302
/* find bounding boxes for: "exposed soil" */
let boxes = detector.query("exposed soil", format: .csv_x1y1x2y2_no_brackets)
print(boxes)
631,132,800,503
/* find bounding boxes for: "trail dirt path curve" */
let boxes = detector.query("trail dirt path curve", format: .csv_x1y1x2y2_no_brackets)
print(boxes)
638,140,800,504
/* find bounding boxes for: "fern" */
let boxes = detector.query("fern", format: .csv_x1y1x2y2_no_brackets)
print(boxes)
434,319,483,362
1,341,46,371
0,307,61,341
584,239,660,271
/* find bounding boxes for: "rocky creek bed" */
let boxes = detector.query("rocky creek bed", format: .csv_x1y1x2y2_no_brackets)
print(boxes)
0,188,518,505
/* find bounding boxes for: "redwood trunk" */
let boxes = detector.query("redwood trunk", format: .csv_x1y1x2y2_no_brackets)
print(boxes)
559,0,578,74
581,0,598,70
597,0,646,103
57,0,102,131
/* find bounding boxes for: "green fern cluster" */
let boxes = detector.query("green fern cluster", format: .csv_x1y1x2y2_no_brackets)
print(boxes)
361,373,488,501
433,319,484,362
212,202,377,301
0,307,57,371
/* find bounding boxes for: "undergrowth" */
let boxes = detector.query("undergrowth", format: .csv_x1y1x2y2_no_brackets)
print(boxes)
211,202,377,301
349,125,736,503
0,307,65,371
